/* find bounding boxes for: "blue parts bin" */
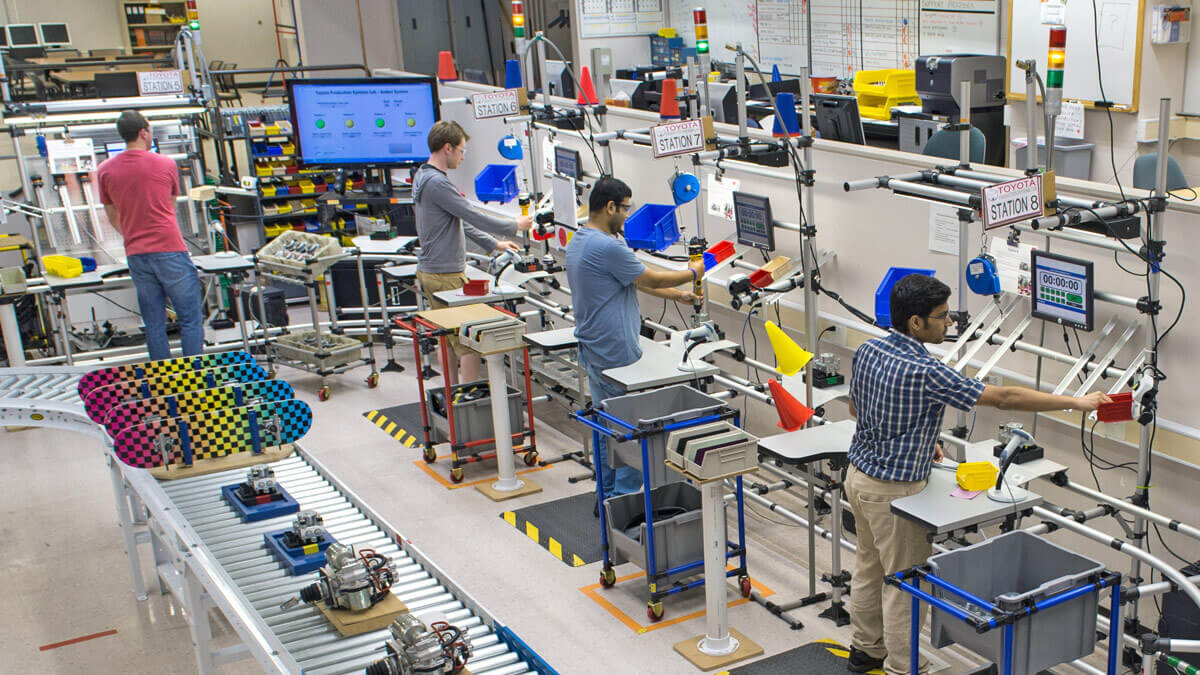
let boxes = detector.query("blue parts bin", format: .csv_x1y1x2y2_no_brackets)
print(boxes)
498,135,523,160
474,164,519,204
78,256,97,273
670,172,700,206
875,266,935,328
623,203,680,251
966,254,1002,296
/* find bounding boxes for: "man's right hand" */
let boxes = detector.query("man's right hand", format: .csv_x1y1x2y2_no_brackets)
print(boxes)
1074,391,1114,411
687,257,706,279
494,240,520,253
516,215,533,232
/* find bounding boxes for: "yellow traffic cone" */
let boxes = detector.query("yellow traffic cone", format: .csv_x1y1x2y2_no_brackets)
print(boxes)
764,321,813,376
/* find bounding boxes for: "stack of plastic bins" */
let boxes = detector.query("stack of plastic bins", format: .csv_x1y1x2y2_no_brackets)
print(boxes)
571,384,751,622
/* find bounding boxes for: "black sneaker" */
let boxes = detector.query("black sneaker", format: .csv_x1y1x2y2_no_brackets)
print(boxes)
847,647,884,673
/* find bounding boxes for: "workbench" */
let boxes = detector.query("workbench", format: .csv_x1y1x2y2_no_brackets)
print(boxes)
602,336,721,392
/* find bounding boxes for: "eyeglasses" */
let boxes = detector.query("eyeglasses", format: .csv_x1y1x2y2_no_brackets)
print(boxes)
927,311,952,321
618,202,633,213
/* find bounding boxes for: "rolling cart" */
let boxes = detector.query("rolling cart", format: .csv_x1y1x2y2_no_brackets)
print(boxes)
253,231,379,400
394,307,538,483
571,384,751,622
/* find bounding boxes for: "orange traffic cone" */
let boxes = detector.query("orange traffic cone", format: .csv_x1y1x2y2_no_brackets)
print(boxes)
659,78,681,119
577,66,599,105
768,379,815,431
437,51,457,82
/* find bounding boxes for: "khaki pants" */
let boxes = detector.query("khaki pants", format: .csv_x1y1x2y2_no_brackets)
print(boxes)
415,270,470,356
845,465,933,675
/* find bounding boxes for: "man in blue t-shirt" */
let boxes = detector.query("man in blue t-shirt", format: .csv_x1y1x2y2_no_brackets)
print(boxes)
566,177,705,499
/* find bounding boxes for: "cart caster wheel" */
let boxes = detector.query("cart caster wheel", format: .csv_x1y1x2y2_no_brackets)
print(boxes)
739,575,753,598
523,451,539,466
318,386,330,401
600,567,616,589
449,467,465,483
647,601,665,622
422,446,437,463
366,372,379,388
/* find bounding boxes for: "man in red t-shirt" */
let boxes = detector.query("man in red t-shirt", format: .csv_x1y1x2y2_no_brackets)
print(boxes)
98,110,203,360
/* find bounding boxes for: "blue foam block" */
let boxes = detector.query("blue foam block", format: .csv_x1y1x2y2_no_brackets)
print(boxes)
221,483,301,523
263,528,336,576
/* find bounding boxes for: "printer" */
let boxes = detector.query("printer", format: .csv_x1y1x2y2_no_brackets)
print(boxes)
914,54,1007,166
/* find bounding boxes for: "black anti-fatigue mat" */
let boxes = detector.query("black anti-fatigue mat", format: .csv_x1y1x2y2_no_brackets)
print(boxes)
723,640,882,675
500,491,604,567
363,403,426,449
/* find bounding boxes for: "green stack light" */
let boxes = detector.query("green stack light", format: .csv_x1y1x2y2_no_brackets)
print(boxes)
693,8,709,54
1046,27,1066,89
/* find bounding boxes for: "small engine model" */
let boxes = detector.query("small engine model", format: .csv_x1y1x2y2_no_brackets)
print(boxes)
287,543,396,612
365,613,472,675
282,510,327,549
993,422,1043,464
808,353,844,388
233,464,280,506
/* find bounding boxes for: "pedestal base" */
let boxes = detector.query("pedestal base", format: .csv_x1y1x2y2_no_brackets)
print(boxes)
149,444,295,480
317,593,408,637
476,478,542,502
673,627,763,671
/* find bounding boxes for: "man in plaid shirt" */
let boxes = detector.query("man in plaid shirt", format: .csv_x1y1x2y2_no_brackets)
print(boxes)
845,274,1109,675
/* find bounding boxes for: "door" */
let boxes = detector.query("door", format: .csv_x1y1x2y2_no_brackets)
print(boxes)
448,0,505,85
398,0,453,77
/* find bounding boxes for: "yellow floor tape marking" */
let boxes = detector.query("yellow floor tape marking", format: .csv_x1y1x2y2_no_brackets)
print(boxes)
403,436,416,447
384,421,396,434
548,538,563,560
365,410,378,422
374,416,388,428
525,522,539,543
502,511,516,526
572,554,585,567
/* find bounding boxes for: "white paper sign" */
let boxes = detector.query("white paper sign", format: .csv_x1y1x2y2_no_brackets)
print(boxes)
472,90,521,119
650,118,707,158
928,205,960,255
136,69,183,95
706,174,740,221
46,138,97,174
1055,101,1085,140
980,174,1044,230
986,235,1038,296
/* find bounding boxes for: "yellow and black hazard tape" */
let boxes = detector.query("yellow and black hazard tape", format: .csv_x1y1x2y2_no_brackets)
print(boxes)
363,409,418,448
501,510,587,567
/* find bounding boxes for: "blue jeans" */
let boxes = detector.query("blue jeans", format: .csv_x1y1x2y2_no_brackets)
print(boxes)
583,359,643,498
127,252,204,361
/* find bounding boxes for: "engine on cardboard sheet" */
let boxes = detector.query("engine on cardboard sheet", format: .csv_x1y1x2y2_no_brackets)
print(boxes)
291,542,396,612
365,612,472,675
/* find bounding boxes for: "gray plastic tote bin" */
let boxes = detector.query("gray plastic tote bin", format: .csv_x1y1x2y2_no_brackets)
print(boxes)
604,483,709,585
428,379,524,450
598,385,726,489
928,531,1105,675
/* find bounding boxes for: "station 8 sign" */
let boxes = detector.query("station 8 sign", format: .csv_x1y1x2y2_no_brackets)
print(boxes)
472,89,527,119
649,117,715,159
980,175,1044,230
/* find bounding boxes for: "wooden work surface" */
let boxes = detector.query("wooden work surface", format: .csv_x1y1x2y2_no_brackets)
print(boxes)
416,304,508,331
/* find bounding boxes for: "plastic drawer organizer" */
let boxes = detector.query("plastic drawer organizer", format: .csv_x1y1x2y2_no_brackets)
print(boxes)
571,385,753,621
890,531,1123,675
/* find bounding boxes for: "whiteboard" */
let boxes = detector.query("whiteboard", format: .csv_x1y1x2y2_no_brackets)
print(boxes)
668,0,763,67
1006,0,1144,112
919,0,1000,56
579,0,666,37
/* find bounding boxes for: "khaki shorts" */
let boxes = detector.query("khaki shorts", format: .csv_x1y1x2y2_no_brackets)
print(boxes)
415,270,471,357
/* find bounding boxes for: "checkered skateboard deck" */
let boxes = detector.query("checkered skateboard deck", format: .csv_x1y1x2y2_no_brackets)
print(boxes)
83,362,268,423
102,379,296,437
112,398,313,469
77,351,254,400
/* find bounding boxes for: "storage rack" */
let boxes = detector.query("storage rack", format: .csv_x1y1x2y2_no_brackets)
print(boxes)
120,1,189,53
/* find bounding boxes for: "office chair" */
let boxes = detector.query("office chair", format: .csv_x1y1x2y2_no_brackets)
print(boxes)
922,126,986,164
461,68,491,85
1132,153,1189,192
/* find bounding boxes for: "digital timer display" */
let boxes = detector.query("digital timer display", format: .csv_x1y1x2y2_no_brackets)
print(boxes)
1031,250,1094,331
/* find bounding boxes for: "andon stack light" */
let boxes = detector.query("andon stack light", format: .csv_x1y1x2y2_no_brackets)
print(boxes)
512,0,526,39
186,0,199,29
1045,26,1066,115
693,8,709,54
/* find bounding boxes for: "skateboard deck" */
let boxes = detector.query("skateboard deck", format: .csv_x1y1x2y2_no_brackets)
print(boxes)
112,398,313,469
78,351,254,400
84,362,269,423
103,379,296,437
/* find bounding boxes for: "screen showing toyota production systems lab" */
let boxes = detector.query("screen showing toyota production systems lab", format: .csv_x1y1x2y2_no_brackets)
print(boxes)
1031,250,1094,331
288,78,439,167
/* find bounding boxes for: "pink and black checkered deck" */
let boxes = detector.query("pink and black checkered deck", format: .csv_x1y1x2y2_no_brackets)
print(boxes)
102,379,296,437
112,398,312,469
84,362,268,422
77,351,254,400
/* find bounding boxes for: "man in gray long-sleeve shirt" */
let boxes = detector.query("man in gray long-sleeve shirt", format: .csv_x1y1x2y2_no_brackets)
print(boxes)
414,120,532,381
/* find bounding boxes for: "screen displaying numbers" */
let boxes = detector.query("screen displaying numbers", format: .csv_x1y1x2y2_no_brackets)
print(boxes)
1031,251,1093,330
733,192,774,251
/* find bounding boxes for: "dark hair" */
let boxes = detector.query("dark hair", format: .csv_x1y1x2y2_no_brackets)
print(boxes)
890,274,951,334
116,110,149,143
588,176,632,213
426,120,469,153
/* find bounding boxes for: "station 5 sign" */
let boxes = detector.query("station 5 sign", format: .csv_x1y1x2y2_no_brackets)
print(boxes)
980,175,1044,230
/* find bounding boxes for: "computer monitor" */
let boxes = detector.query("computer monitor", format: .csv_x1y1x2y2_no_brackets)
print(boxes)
733,191,775,251
286,77,440,168
554,146,581,180
8,46,45,60
94,71,140,98
1030,250,1094,331
544,59,575,99
7,24,40,47
0,29,7,49
551,175,576,228
104,140,159,158
748,79,801,101
813,94,866,145
39,23,69,47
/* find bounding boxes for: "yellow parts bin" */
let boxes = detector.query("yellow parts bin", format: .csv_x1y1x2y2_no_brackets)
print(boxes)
853,69,921,120
955,461,999,491
43,255,82,278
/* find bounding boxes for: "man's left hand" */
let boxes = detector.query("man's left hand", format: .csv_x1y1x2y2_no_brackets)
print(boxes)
933,441,944,463
674,289,700,304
